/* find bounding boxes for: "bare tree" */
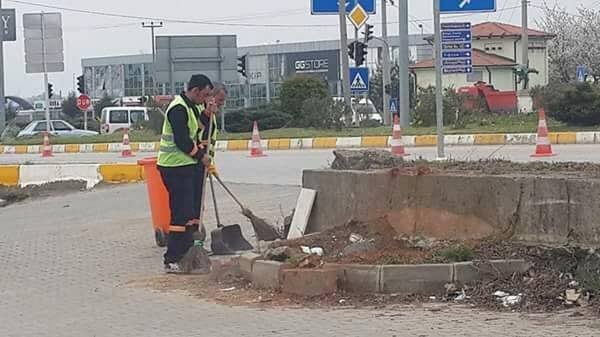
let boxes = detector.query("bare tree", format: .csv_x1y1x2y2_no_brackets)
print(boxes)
537,4,581,82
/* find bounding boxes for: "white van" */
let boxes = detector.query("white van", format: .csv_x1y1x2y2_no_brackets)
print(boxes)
100,107,149,134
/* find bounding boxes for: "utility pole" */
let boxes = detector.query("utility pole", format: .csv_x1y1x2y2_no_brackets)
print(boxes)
381,0,391,126
433,0,445,159
0,0,6,134
142,21,163,95
339,0,352,126
521,0,529,77
41,12,51,132
398,0,410,127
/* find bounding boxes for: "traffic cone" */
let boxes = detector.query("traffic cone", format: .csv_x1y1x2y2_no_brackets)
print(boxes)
391,115,409,157
531,108,556,158
249,121,266,158
41,131,53,157
121,128,135,157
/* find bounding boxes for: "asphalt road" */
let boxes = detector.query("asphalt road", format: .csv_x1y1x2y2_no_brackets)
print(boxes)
2,183,599,336
2,145,600,186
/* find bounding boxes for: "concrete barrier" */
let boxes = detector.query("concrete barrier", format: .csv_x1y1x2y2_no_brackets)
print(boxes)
303,169,600,245
19,164,102,189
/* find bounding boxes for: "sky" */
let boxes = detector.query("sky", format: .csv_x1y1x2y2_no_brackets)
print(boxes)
1,0,595,98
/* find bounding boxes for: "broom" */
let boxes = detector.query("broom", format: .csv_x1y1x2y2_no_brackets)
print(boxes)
212,174,282,242
179,111,214,274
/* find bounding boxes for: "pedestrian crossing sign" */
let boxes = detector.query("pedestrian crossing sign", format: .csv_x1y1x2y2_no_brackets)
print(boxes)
350,67,369,93
389,98,398,113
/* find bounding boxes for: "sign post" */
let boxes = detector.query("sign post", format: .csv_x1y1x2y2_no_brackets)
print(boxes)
434,0,496,159
0,5,16,134
77,94,91,130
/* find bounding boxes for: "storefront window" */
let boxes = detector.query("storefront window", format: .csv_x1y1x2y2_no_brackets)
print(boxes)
124,64,143,97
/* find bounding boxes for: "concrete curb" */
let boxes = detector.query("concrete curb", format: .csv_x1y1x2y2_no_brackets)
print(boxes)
240,258,530,295
0,163,144,188
1,131,598,155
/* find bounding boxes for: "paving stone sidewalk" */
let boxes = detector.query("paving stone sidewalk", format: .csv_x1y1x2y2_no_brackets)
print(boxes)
0,183,598,337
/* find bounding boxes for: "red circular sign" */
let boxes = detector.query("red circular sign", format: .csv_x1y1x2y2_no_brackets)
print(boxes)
77,94,91,111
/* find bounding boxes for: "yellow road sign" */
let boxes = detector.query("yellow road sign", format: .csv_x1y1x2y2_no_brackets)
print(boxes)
348,3,369,29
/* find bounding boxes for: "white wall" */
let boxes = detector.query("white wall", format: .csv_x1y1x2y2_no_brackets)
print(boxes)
414,67,515,91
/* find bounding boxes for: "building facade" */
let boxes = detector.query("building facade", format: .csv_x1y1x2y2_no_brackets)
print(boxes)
410,22,553,91
81,34,432,109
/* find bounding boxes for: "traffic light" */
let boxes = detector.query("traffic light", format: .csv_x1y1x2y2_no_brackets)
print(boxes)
47,83,54,99
363,24,374,43
355,42,367,67
237,55,247,77
348,42,356,60
77,75,85,94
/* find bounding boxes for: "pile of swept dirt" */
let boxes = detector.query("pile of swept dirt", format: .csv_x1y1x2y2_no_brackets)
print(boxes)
331,150,600,178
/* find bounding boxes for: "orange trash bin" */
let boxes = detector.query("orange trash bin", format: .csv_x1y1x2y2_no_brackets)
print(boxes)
138,157,170,247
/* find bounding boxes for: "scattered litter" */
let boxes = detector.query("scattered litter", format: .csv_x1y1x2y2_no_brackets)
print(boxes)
493,291,509,297
429,296,436,300
311,247,324,257
454,290,468,302
349,234,364,243
339,299,347,304
0,199,6,207
568,280,579,288
300,246,324,256
501,294,522,307
565,289,581,303
220,287,236,292
569,311,585,318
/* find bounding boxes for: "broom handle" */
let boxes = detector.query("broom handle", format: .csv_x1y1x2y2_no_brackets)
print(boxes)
197,113,214,229
209,175,222,227
212,174,245,211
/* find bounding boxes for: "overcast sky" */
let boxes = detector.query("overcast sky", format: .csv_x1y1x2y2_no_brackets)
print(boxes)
1,0,593,97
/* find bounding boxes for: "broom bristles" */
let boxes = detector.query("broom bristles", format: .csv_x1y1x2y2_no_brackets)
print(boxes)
241,207,281,242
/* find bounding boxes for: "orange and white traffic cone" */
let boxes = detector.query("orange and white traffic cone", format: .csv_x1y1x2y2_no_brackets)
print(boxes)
121,128,135,157
41,131,53,157
249,121,266,158
391,115,409,157
531,108,555,158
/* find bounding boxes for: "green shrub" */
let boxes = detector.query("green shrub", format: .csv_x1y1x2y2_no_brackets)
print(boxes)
543,82,600,126
224,104,292,133
279,76,329,123
412,86,470,128
436,245,475,263
301,97,344,130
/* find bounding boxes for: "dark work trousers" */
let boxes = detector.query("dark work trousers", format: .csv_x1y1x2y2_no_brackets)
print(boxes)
158,164,205,265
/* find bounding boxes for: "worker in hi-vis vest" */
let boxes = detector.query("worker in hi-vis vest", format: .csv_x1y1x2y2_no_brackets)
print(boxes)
157,74,214,274
196,82,227,179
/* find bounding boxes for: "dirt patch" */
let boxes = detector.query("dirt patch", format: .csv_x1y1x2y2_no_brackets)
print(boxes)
332,150,600,179
0,180,88,207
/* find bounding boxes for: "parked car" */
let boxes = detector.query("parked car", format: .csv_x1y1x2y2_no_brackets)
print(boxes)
100,107,149,134
17,120,99,138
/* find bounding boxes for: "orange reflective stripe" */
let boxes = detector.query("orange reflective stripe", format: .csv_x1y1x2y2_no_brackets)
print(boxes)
169,225,186,233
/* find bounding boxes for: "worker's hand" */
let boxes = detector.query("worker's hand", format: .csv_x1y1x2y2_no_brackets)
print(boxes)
201,154,210,167
208,164,218,177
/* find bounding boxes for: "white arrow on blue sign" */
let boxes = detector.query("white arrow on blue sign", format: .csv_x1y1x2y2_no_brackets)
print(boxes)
311,0,376,15
440,0,496,13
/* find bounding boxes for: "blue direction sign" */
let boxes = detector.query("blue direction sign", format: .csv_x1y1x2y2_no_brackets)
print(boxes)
311,0,376,15
441,22,472,74
349,67,369,93
577,65,586,82
440,0,496,13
